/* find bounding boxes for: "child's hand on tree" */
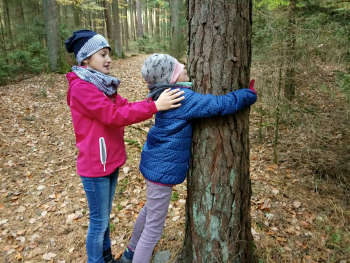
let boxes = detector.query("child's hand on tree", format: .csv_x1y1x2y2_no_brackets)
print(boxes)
155,88,185,111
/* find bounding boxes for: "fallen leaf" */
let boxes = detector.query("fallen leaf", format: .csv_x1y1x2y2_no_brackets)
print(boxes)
43,252,57,260
293,201,301,209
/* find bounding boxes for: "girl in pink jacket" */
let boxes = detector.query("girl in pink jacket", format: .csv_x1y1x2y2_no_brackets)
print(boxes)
65,30,184,263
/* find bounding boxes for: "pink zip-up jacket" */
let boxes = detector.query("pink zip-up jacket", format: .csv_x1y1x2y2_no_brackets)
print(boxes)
66,72,158,177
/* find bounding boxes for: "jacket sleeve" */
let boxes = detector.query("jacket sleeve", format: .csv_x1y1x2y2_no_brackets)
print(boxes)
181,88,257,120
69,80,158,127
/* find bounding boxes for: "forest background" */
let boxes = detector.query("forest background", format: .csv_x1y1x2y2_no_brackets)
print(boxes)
0,0,349,262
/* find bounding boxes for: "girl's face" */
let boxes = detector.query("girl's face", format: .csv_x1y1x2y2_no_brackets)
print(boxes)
85,48,112,74
177,68,189,82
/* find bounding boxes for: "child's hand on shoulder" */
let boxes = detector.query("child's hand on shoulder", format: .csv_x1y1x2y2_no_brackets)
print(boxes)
155,88,185,111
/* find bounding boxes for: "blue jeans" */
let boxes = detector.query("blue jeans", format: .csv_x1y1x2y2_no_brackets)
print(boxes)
80,169,119,263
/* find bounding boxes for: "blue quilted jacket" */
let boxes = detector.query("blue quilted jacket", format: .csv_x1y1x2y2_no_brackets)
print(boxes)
139,85,257,185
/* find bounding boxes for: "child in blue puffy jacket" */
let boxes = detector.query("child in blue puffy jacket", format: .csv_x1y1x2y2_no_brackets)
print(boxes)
118,54,257,263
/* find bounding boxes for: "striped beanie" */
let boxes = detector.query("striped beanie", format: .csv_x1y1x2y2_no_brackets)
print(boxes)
141,54,184,85
65,29,111,65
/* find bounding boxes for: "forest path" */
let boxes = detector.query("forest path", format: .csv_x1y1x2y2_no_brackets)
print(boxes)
0,54,348,262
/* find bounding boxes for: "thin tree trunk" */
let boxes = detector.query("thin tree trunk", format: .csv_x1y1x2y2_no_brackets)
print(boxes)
170,0,180,57
123,0,129,50
155,2,160,40
42,0,59,72
133,0,138,39
0,12,7,60
144,0,149,35
73,4,81,29
3,0,13,48
162,6,167,40
136,0,144,38
178,1,255,262
129,0,136,40
149,7,154,37
14,0,25,49
112,0,123,57
284,0,297,101
103,0,113,41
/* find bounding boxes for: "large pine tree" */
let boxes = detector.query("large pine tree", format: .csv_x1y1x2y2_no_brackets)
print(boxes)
179,1,255,262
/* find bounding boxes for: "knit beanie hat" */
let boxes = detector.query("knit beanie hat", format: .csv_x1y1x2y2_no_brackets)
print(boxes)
141,54,185,85
65,29,111,65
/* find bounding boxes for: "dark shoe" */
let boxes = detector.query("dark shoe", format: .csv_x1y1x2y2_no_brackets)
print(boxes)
103,248,119,263
117,247,134,263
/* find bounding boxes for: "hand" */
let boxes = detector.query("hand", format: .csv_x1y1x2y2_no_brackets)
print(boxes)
155,88,185,111
249,79,257,94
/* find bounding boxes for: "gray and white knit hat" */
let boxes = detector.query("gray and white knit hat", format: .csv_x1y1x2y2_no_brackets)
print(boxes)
65,30,111,65
141,54,184,85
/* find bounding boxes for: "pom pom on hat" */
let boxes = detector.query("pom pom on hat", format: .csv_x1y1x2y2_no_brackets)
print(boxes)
65,29,110,65
141,54,184,85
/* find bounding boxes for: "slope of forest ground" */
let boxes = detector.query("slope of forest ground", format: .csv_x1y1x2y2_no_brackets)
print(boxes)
0,54,349,263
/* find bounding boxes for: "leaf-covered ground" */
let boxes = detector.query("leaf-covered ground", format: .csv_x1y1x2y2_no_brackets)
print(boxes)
0,55,349,262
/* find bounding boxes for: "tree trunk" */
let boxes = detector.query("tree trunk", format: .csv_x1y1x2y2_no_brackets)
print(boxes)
13,0,25,48
73,4,81,29
155,2,160,40
144,0,149,35
162,6,168,41
133,0,138,39
284,0,297,101
169,0,185,58
136,0,144,38
3,0,13,48
149,6,154,37
42,0,58,72
179,1,255,262
123,0,129,50
103,0,113,41
0,11,7,59
112,0,123,57
129,0,136,40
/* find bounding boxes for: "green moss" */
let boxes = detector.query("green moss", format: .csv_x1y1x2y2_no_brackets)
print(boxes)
192,203,207,237
230,168,237,187
210,215,221,241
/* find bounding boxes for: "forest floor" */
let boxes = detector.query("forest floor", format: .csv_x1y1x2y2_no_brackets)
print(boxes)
0,54,349,263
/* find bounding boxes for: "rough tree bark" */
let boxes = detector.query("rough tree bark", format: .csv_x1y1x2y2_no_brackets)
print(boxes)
178,1,255,262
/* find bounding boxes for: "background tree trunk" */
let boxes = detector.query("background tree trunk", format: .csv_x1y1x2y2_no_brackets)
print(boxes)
149,6,154,37
169,0,185,58
144,0,149,35
122,0,129,50
112,0,123,57
136,0,144,38
129,0,136,40
42,0,58,72
2,0,12,48
103,0,113,42
179,1,255,262
155,2,160,40
73,4,81,29
284,0,297,101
